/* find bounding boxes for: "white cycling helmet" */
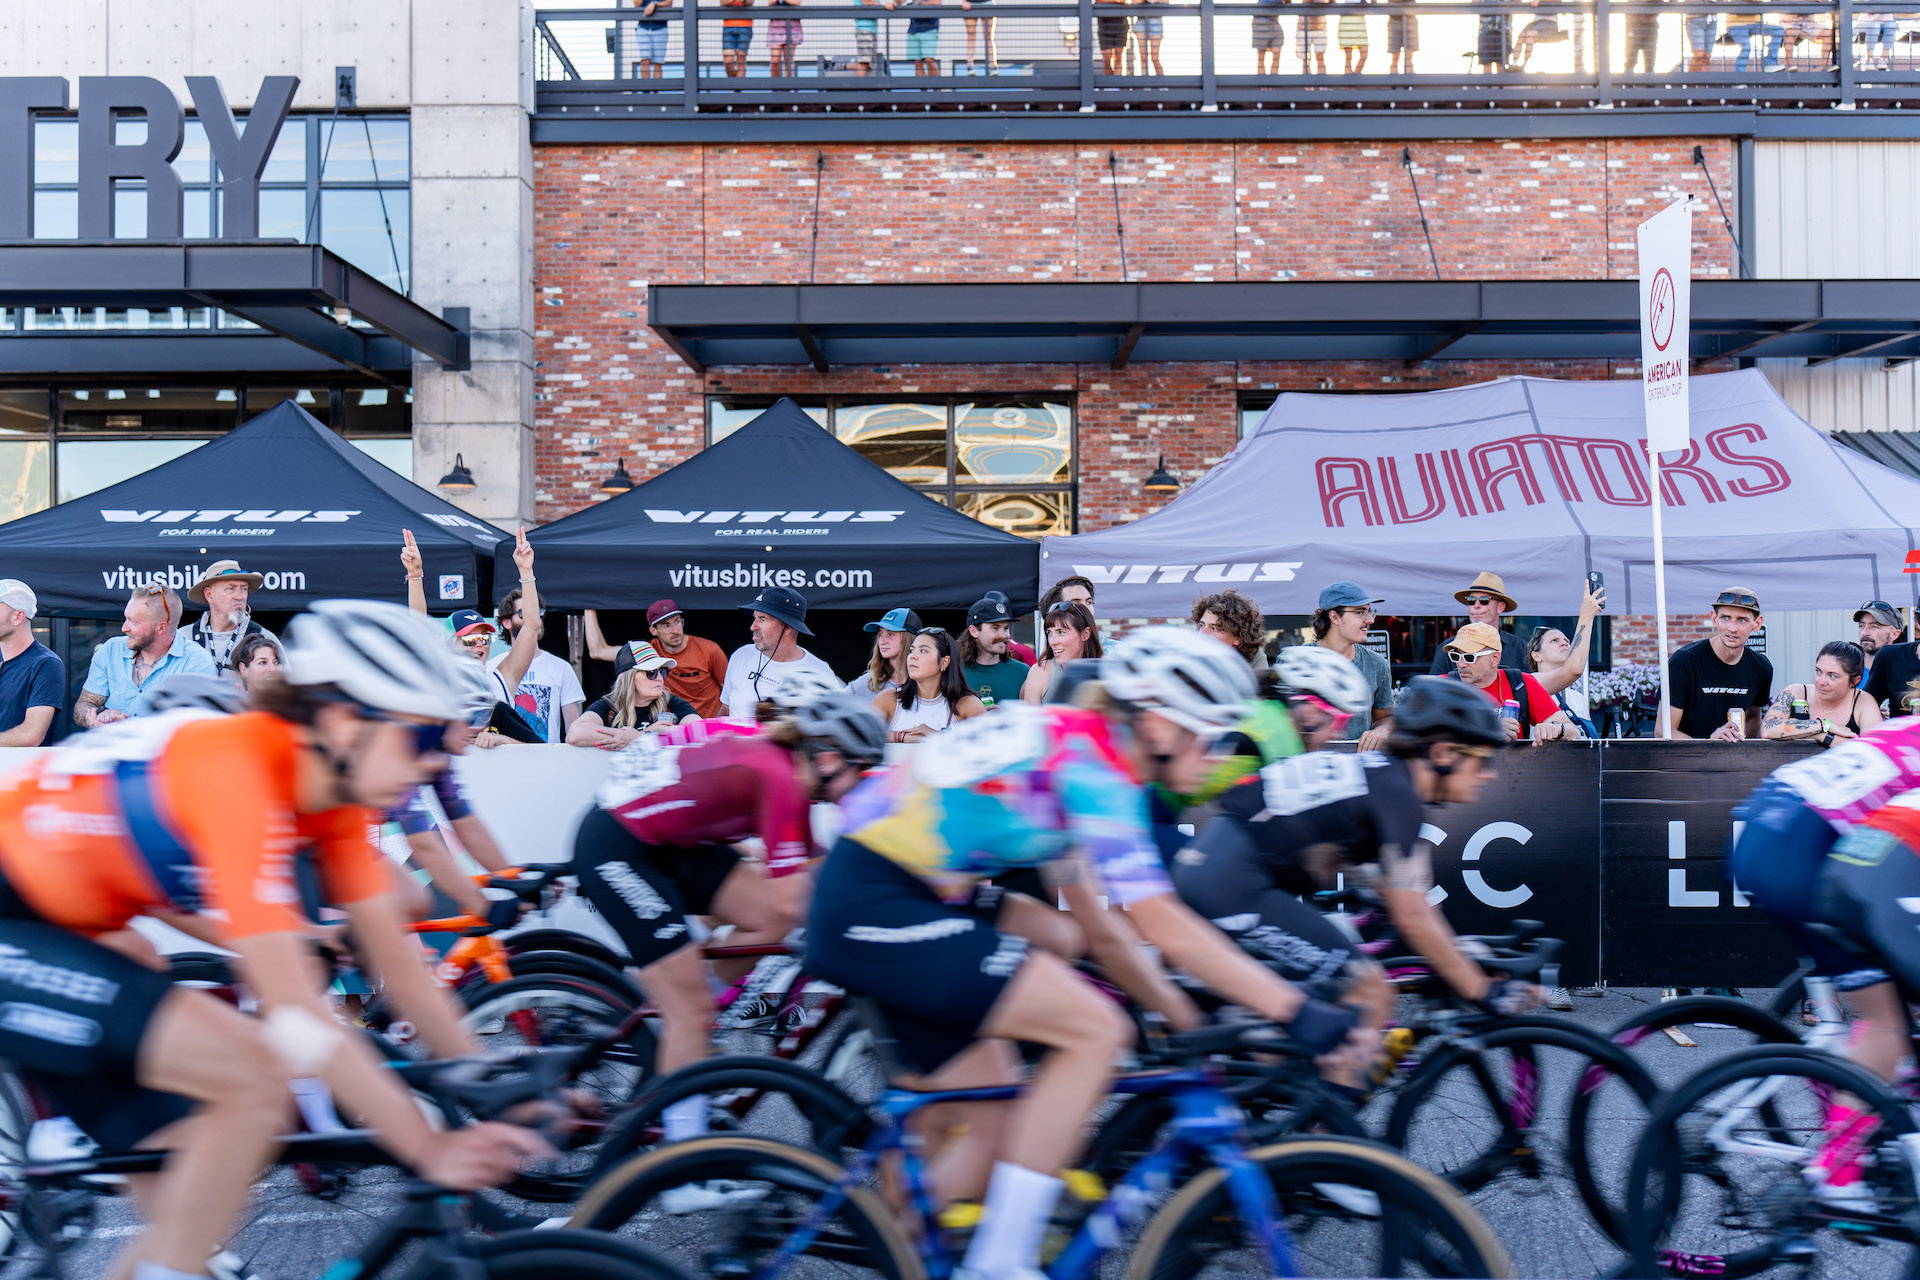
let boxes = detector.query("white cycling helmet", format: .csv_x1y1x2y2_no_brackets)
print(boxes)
147,674,251,716
450,656,498,723
766,668,846,710
281,599,466,722
1101,625,1257,734
1273,645,1373,717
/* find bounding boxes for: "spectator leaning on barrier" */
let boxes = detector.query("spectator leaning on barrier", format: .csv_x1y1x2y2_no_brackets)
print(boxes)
850,606,920,697
229,631,283,698
1428,571,1530,674
1191,589,1271,673
74,582,217,728
903,0,943,75
853,0,898,73
1311,579,1394,748
570,640,700,749
875,627,986,742
959,595,1029,708
1854,600,1906,694
1251,0,1287,74
585,600,730,719
1021,599,1101,703
1666,586,1773,741
720,0,755,77
721,585,839,717
0,580,62,747
1444,621,1582,741
491,549,584,745
1386,0,1417,73
185,559,279,684
767,0,803,78
631,0,675,77
1761,640,1880,748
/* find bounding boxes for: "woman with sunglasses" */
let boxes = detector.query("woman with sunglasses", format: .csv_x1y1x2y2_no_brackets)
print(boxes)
1019,600,1102,704
873,628,986,744
0,601,550,1280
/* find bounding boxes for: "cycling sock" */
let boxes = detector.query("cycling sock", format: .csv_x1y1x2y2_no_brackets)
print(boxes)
290,1077,345,1133
1814,1103,1876,1187
133,1265,211,1280
661,1094,710,1143
962,1161,1063,1275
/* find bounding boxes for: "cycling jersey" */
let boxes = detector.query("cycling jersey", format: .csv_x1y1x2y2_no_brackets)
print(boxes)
1173,698,1305,811
837,702,1170,906
653,716,759,749
1769,715,1920,829
0,711,389,939
599,733,814,876
386,765,473,838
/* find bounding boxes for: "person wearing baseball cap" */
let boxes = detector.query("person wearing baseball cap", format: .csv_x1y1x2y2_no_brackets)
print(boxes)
1853,600,1908,693
1312,581,1392,746
849,607,922,697
960,593,1030,709
568,640,700,749
721,585,840,718
0,579,62,746
584,598,731,718
1442,622,1581,742
185,559,279,684
1862,599,1920,714
1667,585,1772,741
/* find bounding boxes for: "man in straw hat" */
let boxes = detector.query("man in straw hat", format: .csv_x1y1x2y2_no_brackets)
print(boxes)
1428,571,1529,674
186,559,279,683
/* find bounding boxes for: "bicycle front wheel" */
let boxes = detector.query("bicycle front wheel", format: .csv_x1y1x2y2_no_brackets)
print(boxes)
464,1227,704,1280
1127,1135,1512,1280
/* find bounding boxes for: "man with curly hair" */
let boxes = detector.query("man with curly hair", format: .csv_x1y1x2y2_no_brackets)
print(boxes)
1191,589,1270,672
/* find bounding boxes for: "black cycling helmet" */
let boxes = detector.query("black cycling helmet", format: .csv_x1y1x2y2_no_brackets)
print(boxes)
1387,676,1505,752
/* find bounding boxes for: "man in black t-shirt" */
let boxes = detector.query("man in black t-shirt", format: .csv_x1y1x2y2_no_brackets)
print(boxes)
1859,601,1920,715
1666,586,1774,740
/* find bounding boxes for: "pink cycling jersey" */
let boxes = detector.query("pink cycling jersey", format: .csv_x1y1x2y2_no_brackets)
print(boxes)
652,717,760,749
1772,715,1920,828
601,733,815,876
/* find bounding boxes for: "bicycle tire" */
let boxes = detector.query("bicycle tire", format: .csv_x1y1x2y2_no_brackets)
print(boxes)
1125,1135,1512,1280
569,1134,920,1280
1083,1068,1365,1186
465,1227,704,1280
165,951,238,986
1764,962,1814,1023
808,1010,887,1108
505,928,633,974
1624,1044,1920,1279
499,949,644,1005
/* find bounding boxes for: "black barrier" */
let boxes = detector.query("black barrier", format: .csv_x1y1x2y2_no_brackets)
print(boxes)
1346,740,1823,988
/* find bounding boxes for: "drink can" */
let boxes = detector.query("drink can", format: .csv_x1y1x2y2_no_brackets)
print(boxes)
1501,699,1520,721
1791,697,1809,720
1727,707,1746,736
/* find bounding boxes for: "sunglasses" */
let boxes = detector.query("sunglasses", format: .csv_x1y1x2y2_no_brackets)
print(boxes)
917,626,948,637
1336,605,1377,619
1046,601,1078,615
358,708,450,758
1714,593,1760,611
1862,601,1896,615
1289,692,1355,738
135,583,166,596
1456,744,1497,763
1461,595,1496,606
1445,648,1488,664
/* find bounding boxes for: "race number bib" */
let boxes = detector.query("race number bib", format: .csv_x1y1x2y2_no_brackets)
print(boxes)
1776,743,1901,812
913,704,1048,789
1259,752,1370,817
596,737,683,809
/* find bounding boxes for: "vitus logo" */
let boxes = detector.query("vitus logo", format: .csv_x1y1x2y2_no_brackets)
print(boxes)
644,509,904,524
1072,561,1304,586
99,510,360,524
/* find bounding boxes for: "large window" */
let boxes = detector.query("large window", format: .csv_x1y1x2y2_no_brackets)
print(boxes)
706,396,1075,539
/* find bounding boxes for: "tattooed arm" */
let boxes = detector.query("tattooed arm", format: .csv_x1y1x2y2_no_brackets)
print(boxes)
1760,686,1821,741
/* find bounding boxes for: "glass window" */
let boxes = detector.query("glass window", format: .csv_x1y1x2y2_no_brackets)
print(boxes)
247,388,329,424
955,401,1071,485
1240,394,1275,437
319,188,409,291
0,441,51,525
346,385,412,434
956,491,1072,539
708,399,828,442
113,185,146,238
57,439,207,502
0,390,49,437
174,120,211,186
318,119,411,183
33,120,77,185
59,387,239,433
261,118,309,183
32,190,76,238
258,187,308,241
834,403,948,486
350,437,412,475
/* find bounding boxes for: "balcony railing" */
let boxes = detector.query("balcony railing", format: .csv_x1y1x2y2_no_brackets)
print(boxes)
535,0,1920,113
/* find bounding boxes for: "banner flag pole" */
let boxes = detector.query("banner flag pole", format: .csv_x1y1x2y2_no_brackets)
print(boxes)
1637,197,1694,740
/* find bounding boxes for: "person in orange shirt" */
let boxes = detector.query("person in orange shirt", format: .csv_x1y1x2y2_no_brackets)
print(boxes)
0,600,549,1280
586,600,730,719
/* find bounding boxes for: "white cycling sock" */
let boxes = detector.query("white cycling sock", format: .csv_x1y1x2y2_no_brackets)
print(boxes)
133,1265,211,1280
290,1077,345,1133
661,1094,710,1143
961,1162,1064,1276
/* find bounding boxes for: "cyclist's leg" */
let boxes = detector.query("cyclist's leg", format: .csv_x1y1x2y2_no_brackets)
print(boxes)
1843,978,1906,1081
898,1037,1022,1207
989,887,1085,962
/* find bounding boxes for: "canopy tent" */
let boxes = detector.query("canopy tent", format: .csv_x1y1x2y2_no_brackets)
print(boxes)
514,398,1041,611
1040,369,1920,618
0,401,506,617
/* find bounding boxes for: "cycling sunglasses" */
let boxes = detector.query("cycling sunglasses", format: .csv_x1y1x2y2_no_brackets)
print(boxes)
1712,590,1761,612
1288,692,1354,738
358,707,450,757
1444,647,1490,664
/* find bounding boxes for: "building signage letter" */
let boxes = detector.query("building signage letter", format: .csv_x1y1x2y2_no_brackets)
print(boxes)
189,77,298,240
77,76,185,238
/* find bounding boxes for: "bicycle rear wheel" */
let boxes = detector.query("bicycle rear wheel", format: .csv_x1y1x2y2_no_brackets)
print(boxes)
463,1227,704,1280
1127,1135,1512,1279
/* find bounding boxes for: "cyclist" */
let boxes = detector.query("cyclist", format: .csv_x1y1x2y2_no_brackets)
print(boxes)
1172,674,1525,1090
574,671,886,1146
0,600,549,1280
808,626,1360,1280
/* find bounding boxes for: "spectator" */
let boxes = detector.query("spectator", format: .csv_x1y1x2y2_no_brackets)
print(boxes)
1427,571,1529,673
1311,580,1393,749
230,632,284,698
960,594,1030,708
875,628,986,742
854,0,898,73
720,585,839,716
448,609,499,663
1622,0,1657,72
1863,605,1920,715
1854,600,1905,691
1519,583,1607,721
586,600,730,719
0,580,62,747
850,606,921,697
1475,4,1510,71
1727,0,1786,72
960,0,997,73
1296,0,1329,72
1039,573,1096,618
1685,3,1719,70
185,559,279,685
1444,622,1583,741
490,548,584,745
1386,1,1417,72
1020,600,1101,703
1097,0,1132,73
632,0,675,77
1510,1,1569,68
978,590,1038,664
767,0,803,76
904,0,943,74
1191,589,1271,671
1133,0,1165,73
1666,586,1773,741
721,0,755,77
74,583,217,727
1336,0,1369,73
1252,0,1288,74
1859,11,1900,69
1761,641,1881,747
409,529,548,742
569,641,700,749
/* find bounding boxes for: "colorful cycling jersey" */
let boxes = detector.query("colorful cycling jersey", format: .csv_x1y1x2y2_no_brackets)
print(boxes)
838,702,1171,906
1770,715,1920,830
1189,749,1429,896
599,733,814,876
0,711,389,938
653,716,758,749
1177,699,1305,810
386,766,473,837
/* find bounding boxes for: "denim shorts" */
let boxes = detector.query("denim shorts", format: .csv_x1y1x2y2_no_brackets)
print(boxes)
634,26,669,62
1136,15,1163,36
722,25,753,49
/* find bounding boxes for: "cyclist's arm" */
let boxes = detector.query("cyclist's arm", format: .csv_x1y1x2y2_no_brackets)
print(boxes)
1376,837,1491,1003
448,813,512,874
1056,878,1202,1030
342,888,481,1060
1126,891,1306,1023
406,830,490,918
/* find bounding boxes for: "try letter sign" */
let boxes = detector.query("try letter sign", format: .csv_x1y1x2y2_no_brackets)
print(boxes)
1637,198,1694,456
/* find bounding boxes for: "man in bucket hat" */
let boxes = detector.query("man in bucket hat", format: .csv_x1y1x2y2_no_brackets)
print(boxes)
186,559,278,684
1428,570,1528,674
720,584,839,718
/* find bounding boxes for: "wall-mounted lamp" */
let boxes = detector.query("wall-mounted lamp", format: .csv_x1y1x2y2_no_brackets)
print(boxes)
437,452,476,493
599,458,635,496
1142,453,1180,496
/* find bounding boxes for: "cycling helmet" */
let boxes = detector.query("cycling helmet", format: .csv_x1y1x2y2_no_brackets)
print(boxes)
281,599,465,722
1100,625,1257,734
1272,646,1373,717
450,656,498,724
789,691,888,766
147,674,250,716
766,668,846,710
1043,658,1104,709
1389,676,1505,749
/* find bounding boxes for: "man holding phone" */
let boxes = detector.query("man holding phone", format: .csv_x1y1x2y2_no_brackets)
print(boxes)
1427,570,1602,700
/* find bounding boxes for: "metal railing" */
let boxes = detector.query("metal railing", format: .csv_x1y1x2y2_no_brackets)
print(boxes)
534,0,1920,112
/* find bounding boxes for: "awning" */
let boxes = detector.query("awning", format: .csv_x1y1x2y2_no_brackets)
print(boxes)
648,280,1920,371
1833,430,1920,482
0,242,468,381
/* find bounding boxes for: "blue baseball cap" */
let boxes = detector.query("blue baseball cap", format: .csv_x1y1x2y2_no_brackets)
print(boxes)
1317,581,1383,611
448,608,496,637
863,607,923,634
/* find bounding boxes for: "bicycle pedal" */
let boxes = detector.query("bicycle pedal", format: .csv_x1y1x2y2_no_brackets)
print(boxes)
939,1201,983,1230
1062,1168,1107,1203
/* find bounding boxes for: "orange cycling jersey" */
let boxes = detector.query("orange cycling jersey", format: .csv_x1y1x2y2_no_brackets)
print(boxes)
0,711,390,939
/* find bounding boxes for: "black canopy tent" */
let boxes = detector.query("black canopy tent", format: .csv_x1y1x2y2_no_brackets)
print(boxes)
0,401,507,617
511,398,1041,612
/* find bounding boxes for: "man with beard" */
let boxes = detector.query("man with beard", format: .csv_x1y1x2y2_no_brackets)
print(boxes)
1861,600,1920,716
1854,601,1907,698
74,582,216,726
959,593,1030,709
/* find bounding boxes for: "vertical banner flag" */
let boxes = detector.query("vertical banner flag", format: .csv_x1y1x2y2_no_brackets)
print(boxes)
1637,199,1694,455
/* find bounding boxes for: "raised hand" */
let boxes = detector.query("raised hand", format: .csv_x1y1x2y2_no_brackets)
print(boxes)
401,528,423,577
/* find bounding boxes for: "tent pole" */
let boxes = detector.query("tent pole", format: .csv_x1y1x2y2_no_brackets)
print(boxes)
1650,447,1672,739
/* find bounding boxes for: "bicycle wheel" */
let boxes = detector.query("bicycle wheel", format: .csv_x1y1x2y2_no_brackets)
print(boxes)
505,928,633,975
1383,1017,1659,1277
808,1012,887,1109
570,1134,919,1280
1127,1135,1512,1279
502,949,645,1006
1083,1067,1365,1187
594,1055,874,1175
466,1227,704,1280
1625,1045,1920,1280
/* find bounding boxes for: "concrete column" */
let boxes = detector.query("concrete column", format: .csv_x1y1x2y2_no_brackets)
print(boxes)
408,0,537,527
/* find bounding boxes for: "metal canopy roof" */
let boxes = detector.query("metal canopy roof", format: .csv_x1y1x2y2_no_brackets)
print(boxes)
648,280,1920,372
1833,430,1920,482
0,242,469,381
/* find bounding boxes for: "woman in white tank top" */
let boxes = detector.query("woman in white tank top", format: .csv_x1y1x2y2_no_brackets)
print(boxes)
872,627,988,744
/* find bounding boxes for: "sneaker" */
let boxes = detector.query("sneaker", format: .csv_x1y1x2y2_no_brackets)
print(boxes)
657,1179,768,1215
1546,987,1574,1011
208,1250,263,1280
955,1268,1048,1280
1574,985,1607,999
1812,1174,1880,1213
1313,1183,1382,1216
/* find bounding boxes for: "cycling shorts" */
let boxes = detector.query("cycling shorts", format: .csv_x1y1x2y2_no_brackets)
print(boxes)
1733,779,1888,991
1171,819,1357,988
807,838,1029,1076
1814,823,1920,995
572,808,741,969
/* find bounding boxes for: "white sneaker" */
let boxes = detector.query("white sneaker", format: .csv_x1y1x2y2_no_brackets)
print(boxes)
208,1249,263,1280
1313,1183,1382,1217
657,1179,768,1215
1812,1176,1879,1213
1546,987,1574,1011
954,1268,1049,1280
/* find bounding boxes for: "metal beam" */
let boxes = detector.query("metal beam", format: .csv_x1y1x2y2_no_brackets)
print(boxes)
1709,318,1821,360
204,303,387,382
1405,323,1482,366
794,324,829,374
1810,330,1920,367
1111,322,1145,370
0,332,416,377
